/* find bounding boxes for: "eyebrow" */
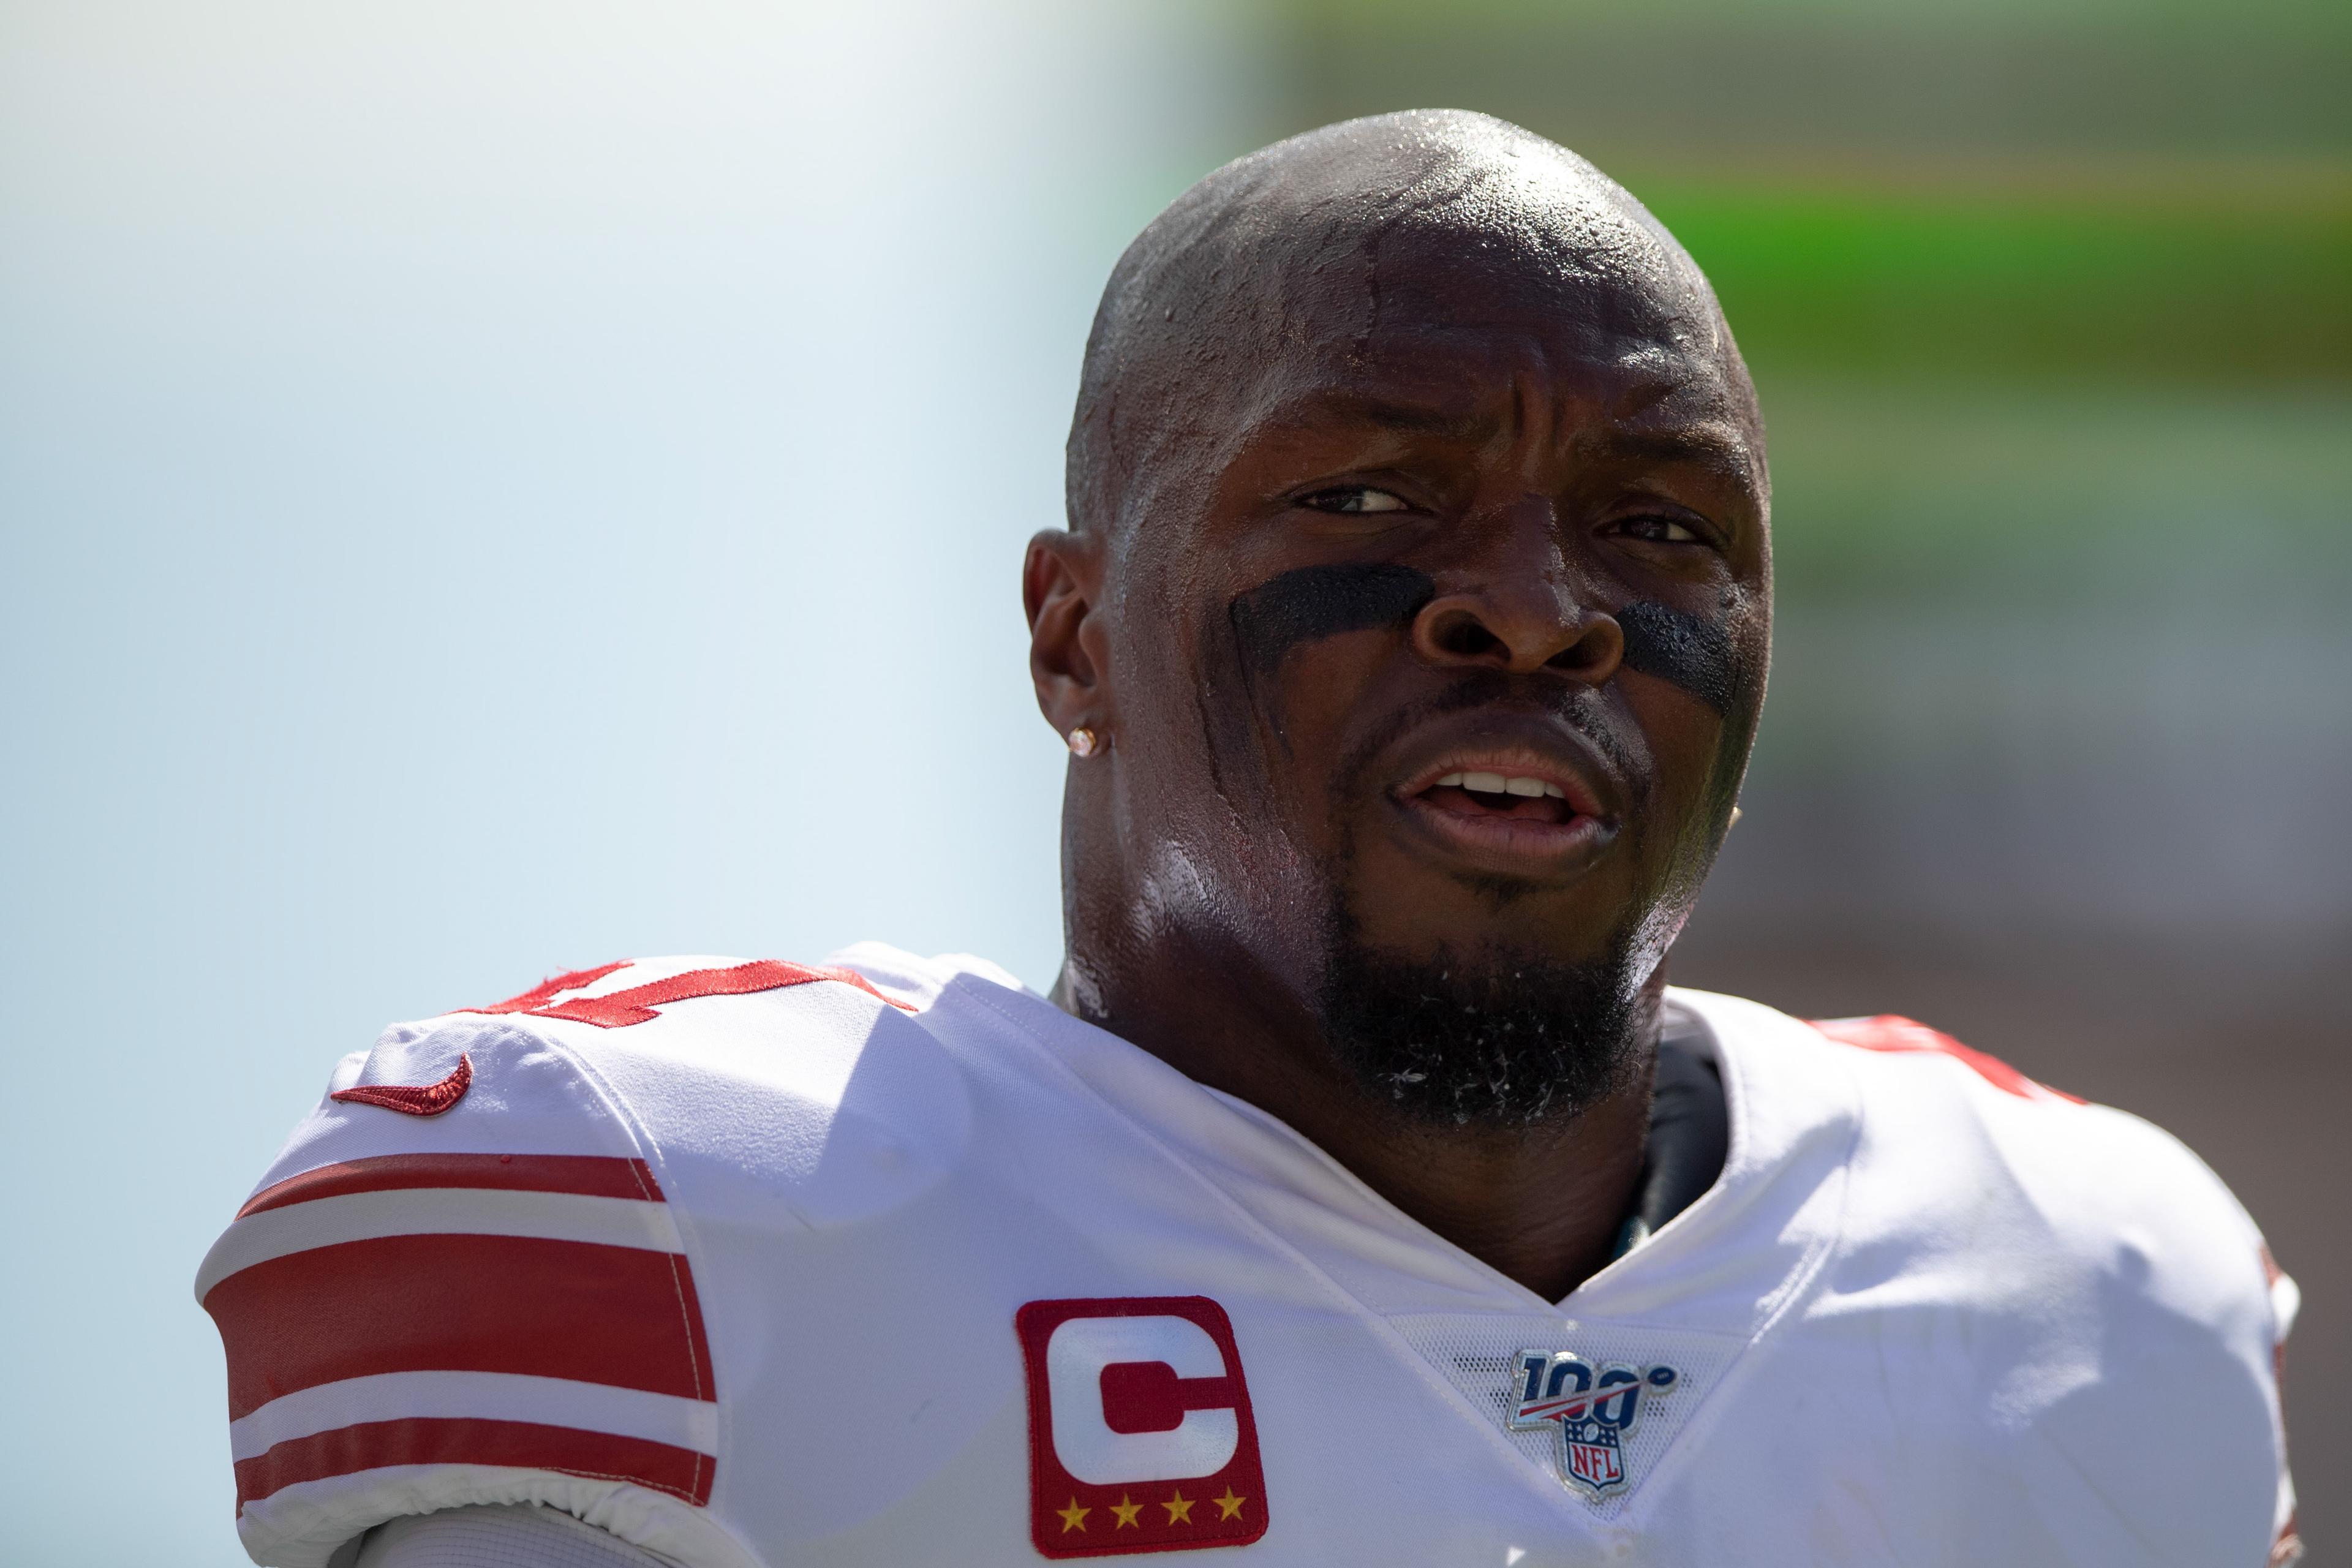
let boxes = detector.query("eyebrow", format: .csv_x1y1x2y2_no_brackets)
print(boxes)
1588,426,1758,478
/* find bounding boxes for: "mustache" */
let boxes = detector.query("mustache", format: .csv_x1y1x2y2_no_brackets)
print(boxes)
1330,669,1645,802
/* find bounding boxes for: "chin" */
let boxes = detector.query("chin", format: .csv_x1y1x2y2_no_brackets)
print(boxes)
1316,901,1649,1128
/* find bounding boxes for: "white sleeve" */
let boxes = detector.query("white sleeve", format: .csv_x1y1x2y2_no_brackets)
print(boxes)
198,1014,728,1568
351,1506,672,1568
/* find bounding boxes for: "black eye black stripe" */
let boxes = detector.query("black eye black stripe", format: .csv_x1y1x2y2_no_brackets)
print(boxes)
1614,601,1736,716
1227,563,1738,715
1229,563,1436,677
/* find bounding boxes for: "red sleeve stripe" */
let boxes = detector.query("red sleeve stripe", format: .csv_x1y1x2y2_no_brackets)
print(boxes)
233,1416,714,1508
206,1233,715,1421
239,1153,664,1218
228,1370,718,1463
197,1188,683,1300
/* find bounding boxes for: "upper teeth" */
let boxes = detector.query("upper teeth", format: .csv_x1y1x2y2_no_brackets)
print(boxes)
1438,771,1565,799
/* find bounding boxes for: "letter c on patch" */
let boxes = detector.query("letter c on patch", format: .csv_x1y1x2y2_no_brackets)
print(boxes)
1045,1314,1238,1483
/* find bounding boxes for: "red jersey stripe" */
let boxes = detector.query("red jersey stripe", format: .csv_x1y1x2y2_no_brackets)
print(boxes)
239,1154,665,1218
233,1415,713,1507
206,1234,713,1420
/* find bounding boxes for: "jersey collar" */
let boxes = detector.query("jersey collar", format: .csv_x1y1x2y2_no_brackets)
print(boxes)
841,947,1860,1336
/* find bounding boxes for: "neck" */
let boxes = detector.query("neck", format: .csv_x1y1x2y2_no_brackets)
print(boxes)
1054,927,1659,1302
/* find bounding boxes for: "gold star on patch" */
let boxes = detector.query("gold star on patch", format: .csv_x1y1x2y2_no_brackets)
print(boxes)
1109,1494,1144,1529
1213,1487,1247,1520
1161,1489,1194,1525
1056,1499,1090,1534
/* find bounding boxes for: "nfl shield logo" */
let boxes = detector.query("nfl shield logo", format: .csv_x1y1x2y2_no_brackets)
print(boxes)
1562,1428,1624,1493
1507,1350,1680,1501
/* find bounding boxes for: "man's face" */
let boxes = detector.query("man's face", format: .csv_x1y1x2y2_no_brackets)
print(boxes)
1054,222,1769,1110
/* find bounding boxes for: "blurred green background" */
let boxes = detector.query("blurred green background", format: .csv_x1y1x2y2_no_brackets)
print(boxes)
1254,0,2351,1548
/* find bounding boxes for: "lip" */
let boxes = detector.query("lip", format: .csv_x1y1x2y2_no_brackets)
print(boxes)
1382,713,1629,881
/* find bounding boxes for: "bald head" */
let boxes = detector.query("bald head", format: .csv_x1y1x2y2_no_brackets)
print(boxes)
1066,109,1758,537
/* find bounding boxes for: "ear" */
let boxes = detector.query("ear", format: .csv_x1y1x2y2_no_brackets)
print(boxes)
1023,528,1109,740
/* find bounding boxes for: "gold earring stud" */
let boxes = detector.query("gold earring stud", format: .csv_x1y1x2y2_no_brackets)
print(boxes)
1066,726,1100,758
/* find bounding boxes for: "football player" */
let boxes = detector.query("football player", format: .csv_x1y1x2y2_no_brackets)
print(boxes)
198,111,2300,1566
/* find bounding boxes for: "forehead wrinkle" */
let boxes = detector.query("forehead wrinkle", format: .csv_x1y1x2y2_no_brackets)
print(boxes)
1231,355,1758,496
1246,323,1642,461
1070,111,1762,543
1235,384,1505,453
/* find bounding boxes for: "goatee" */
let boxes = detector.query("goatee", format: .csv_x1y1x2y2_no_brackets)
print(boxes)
1319,906,1646,1128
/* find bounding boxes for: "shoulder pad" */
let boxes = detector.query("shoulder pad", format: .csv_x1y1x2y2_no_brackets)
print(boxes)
193,958,900,1568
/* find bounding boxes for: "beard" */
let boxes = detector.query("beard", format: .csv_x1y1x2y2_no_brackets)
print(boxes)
1285,671,1668,1128
1318,899,1647,1128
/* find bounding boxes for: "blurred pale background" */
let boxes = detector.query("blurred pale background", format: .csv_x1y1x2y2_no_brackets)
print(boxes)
1,1,2342,1561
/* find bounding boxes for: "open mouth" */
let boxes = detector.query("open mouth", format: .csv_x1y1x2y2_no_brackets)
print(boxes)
1390,749,1618,876
1415,769,1577,826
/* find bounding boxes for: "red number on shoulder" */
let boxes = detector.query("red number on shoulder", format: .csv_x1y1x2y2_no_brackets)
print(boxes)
462,959,915,1028
1810,1014,2083,1106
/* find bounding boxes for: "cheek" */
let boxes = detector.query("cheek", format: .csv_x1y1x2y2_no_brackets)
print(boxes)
1618,587,1768,804
1245,639,1390,843
1095,587,1245,868
1631,694,1723,827
1208,566,1434,840
1115,595,1350,905
1618,630,1762,906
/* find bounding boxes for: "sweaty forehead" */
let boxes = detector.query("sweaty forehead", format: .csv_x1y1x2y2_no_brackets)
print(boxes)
1068,111,1755,538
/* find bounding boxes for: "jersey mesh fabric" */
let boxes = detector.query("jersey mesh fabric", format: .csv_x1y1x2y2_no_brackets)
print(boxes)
1385,1313,1746,1518
355,1506,667,1568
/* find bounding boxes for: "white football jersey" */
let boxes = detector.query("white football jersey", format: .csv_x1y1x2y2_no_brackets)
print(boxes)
198,948,2299,1568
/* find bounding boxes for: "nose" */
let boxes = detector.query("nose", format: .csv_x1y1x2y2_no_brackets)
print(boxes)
1408,503,1624,684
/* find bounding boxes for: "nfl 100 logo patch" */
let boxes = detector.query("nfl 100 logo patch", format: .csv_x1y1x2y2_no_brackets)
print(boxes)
1507,1349,1681,1500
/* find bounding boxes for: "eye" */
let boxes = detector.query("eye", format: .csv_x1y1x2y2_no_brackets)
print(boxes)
1297,485,1412,515
1613,514,1702,545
